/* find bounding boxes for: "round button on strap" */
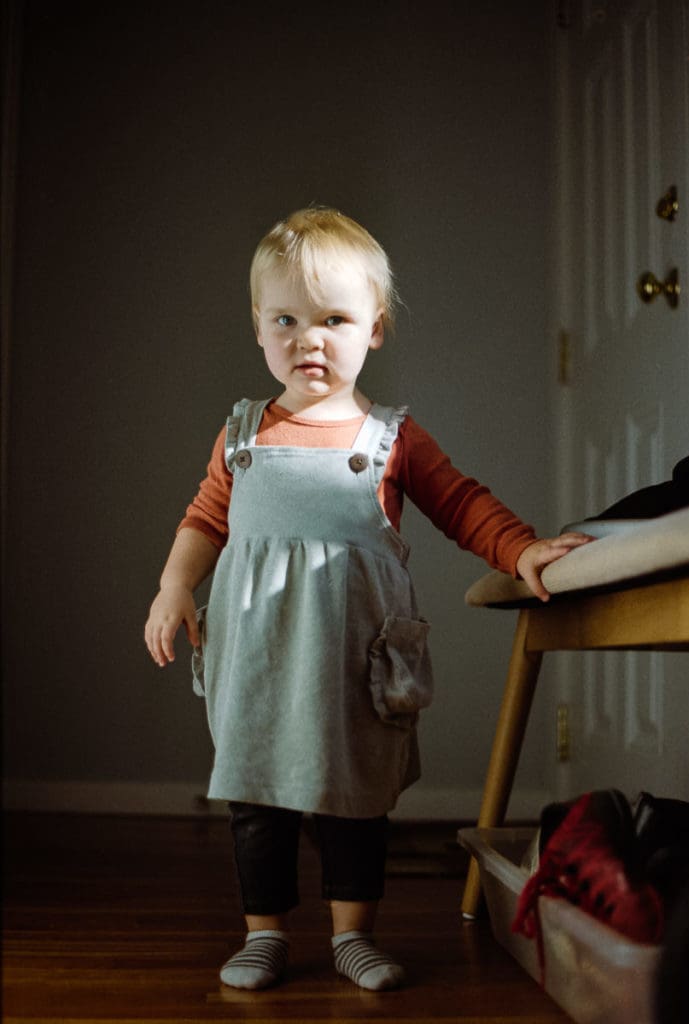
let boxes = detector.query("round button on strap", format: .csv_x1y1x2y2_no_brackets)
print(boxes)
348,453,369,473
235,449,253,469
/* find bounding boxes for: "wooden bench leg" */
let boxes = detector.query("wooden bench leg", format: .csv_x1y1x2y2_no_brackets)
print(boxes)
461,609,543,918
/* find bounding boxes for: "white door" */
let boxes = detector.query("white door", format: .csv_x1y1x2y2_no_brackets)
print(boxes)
549,0,689,802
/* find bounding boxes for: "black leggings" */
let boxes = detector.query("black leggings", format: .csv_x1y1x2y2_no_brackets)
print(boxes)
229,802,388,915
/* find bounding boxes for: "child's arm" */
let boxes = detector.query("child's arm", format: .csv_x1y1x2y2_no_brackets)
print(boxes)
395,417,594,596
145,527,220,667
515,532,592,602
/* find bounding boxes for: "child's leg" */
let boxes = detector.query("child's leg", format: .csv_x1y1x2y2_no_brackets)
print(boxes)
329,898,378,934
315,813,405,991
229,801,302,921
220,802,301,989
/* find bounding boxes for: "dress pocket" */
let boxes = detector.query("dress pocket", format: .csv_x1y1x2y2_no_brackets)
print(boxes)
191,605,207,697
369,615,433,729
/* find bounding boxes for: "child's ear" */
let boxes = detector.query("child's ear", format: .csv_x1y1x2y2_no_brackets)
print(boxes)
253,308,263,346
370,313,385,350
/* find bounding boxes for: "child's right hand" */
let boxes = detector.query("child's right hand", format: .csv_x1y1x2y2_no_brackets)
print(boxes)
144,584,200,667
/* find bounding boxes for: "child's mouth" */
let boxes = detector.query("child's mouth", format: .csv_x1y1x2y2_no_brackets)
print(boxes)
297,363,326,377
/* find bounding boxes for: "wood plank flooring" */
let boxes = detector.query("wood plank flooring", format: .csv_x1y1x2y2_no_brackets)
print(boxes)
2,813,569,1023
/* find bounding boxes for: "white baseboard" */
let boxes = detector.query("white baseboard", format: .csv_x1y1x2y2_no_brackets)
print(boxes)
2,779,552,821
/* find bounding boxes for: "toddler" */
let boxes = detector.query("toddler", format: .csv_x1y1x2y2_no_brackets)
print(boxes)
145,207,590,991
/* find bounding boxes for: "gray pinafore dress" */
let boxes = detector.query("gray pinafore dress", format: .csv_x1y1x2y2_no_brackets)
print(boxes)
193,398,433,818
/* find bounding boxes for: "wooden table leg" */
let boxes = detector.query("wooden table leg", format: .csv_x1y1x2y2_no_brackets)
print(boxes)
461,609,543,918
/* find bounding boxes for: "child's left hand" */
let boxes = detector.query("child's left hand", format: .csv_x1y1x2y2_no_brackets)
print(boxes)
516,532,594,602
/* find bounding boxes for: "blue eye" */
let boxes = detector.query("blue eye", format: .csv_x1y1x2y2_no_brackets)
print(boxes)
325,315,344,327
277,315,295,327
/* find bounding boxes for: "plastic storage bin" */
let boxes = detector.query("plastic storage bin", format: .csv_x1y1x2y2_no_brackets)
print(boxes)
458,827,662,1024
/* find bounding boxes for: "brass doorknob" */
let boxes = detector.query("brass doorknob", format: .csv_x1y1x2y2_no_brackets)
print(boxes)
656,185,678,221
637,268,680,308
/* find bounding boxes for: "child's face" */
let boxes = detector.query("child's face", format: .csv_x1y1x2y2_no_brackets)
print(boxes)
255,259,384,413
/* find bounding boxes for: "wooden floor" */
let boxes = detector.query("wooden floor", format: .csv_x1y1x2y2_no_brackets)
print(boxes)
2,813,569,1023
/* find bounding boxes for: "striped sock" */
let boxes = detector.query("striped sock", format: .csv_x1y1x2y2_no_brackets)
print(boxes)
332,930,404,991
219,929,289,990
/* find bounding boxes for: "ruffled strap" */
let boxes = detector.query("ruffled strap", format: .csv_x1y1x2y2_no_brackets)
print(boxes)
356,404,408,488
223,398,271,471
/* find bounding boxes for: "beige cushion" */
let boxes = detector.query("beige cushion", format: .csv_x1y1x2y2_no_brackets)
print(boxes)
465,507,689,608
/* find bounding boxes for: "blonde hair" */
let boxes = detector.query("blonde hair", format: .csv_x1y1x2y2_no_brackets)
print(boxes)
250,207,397,331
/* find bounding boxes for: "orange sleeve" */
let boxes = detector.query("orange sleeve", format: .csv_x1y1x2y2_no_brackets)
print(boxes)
177,428,232,549
392,417,537,577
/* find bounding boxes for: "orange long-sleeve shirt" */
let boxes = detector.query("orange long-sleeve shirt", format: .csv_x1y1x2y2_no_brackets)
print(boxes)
179,401,537,576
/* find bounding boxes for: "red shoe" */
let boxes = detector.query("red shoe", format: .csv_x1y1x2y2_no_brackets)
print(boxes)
512,792,664,984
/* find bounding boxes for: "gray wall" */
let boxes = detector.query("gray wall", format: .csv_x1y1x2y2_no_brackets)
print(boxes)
4,0,555,815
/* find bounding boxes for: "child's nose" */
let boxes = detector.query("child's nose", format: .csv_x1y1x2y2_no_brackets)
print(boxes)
297,327,325,351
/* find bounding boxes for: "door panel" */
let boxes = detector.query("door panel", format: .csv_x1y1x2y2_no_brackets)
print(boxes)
551,0,689,801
